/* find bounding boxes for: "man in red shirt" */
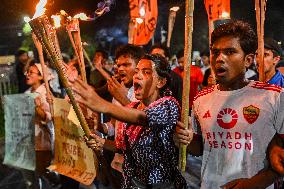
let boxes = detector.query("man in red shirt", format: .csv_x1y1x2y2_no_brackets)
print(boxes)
173,50,203,108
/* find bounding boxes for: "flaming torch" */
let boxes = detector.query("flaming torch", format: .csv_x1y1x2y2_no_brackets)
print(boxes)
66,16,87,82
167,6,179,48
29,0,91,137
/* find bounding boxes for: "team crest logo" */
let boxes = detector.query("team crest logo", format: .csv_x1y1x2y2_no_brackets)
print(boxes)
243,105,260,124
217,108,238,129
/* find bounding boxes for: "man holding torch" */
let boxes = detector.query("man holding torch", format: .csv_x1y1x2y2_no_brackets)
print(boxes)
176,20,284,188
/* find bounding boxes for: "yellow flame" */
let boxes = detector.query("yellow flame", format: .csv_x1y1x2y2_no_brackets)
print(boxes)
74,13,89,21
60,10,68,17
24,16,31,23
51,15,61,28
170,6,180,12
221,12,230,18
32,0,47,19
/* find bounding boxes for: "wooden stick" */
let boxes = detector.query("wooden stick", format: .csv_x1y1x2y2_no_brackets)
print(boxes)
255,0,266,82
73,20,87,83
167,10,177,48
32,33,54,117
83,47,94,70
29,15,91,138
179,0,194,172
67,30,78,59
66,19,87,83
208,20,214,50
128,19,135,44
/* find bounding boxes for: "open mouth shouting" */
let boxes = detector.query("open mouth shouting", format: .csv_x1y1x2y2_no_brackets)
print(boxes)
25,75,33,84
119,72,127,82
215,66,227,77
133,81,143,95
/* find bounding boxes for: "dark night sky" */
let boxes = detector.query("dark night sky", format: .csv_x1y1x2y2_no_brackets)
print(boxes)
0,0,284,55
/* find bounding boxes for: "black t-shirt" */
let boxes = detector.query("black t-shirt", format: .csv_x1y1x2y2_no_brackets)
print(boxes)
15,62,29,93
169,71,183,104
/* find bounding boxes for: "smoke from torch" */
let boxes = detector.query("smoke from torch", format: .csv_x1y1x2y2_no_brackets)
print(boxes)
75,0,115,21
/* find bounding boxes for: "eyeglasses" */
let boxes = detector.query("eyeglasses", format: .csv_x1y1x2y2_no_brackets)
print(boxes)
25,71,40,76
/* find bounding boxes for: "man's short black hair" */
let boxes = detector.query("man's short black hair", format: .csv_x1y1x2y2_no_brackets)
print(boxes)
115,44,144,64
95,49,109,60
176,49,184,59
150,43,171,58
200,51,210,57
264,38,282,57
211,20,257,56
16,49,28,57
276,60,284,69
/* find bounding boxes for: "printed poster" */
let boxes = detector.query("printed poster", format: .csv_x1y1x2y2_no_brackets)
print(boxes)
48,98,98,185
3,94,36,171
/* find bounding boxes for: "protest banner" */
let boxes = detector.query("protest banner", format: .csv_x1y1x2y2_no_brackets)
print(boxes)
48,98,97,185
204,0,230,21
3,94,36,171
128,0,158,45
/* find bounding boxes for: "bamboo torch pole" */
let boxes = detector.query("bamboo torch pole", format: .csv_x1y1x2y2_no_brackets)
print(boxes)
128,19,135,44
167,7,180,48
29,15,91,138
73,20,87,82
32,33,54,116
179,0,194,172
255,0,267,82
66,18,87,83
82,47,94,70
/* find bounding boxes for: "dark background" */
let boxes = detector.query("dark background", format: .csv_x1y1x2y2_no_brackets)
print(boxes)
0,0,283,56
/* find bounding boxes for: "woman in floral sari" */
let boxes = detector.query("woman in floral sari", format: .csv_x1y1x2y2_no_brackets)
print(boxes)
71,54,186,188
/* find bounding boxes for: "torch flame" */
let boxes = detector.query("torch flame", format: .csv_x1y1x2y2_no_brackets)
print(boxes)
170,6,180,12
221,12,230,18
32,0,47,19
74,13,91,21
51,15,61,28
24,16,31,23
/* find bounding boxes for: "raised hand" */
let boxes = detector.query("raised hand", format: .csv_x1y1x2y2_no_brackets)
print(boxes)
34,96,47,121
65,60,79,82
70,78,107,113
107,76,130,106
32,33,43,53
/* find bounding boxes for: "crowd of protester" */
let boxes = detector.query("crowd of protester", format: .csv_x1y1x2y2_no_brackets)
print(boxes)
10,20,284,189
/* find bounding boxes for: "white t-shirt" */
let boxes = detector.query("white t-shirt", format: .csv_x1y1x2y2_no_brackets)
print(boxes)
192,81,284,189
